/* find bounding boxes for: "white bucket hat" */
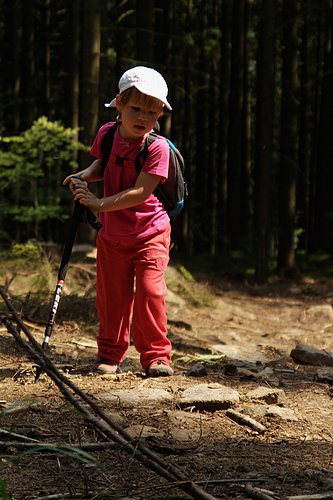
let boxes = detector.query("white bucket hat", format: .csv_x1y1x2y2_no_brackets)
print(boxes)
105,66,172,110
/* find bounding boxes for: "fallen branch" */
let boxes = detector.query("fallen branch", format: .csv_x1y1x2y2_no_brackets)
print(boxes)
139,477,266,493
226,409,267,434
287,492,333,500
0,440,117,452
0,429,39,443
0,285,217,500
32,493,92,500
21,319,45,332
134,477,268,498
243,483,279,499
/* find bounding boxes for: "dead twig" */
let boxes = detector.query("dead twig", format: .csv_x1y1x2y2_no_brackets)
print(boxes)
226,409,267,434
287,492,333,500
0,440,117,452
0,429,39,443
243,483,279,499
137,477,267,495
32,493,93,500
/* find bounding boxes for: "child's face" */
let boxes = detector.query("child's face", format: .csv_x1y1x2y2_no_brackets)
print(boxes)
116,92,162,140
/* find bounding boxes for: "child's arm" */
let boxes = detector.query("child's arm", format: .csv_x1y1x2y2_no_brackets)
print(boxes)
73,171,162,212
63,159,104,188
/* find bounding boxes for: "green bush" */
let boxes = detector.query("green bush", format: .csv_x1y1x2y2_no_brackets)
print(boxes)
0,116,86,243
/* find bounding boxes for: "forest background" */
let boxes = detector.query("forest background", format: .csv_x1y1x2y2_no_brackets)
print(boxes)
1,0,333,284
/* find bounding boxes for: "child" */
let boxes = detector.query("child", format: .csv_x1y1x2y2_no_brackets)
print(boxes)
63,66,174,377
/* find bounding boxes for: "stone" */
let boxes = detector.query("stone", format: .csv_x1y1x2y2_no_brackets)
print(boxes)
243,404,298,421
211,343,282,364
185,362,208,377
314,367,333,385
301,304,333,323
246,386,285,405
125,425,165,439
263,405,298,421
96,388,172,408
178,383,239,411
290,344,333,367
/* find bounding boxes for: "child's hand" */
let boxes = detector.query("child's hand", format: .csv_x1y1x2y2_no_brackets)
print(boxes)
63,173,89,193
73,184,102,212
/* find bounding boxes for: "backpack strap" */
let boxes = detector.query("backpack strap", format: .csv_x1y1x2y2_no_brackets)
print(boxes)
100,122,120,171
134,132,158,173
101,125,159,174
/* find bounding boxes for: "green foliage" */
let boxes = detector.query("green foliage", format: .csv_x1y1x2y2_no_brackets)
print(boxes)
177,264,195,282
0,117,86,241
173,353,227,365
0,480,11,500
11,240,45,260
10,240,53,294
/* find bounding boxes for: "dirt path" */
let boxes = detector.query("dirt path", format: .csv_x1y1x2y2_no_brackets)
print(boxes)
1,257,333,499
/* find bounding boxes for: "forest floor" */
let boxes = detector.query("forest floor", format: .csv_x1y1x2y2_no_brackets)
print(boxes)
0,245,333,500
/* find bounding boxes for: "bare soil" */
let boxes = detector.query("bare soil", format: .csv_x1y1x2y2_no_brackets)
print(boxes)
1,250,333,500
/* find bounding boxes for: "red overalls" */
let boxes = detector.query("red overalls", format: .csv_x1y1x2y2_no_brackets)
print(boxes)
96,225,171,369
90,122,172,370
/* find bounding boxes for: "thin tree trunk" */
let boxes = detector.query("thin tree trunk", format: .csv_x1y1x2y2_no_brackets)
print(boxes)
78,0,101,243
79,0,101,162
195,3,210,252
136,0,154,64
20,0,35,128
218,0,232,254
254,0,275,283
312,0,333,251
42,0,51,116
180,0,194,254
242,0,252,251
4,0,22,133
277,0,301,278
209,2,221,256
308,4,326,251
298,1,311,253
66,0,80,136
228,0,245,250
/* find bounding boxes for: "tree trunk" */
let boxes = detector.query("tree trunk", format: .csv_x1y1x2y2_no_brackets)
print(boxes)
20,0,35,128
79,0,101,163
241,0,252,251
228,0,245,249
41,0,51,117
179,0,195,254
298,0,311,253
254,0,275,283
209,2,221,256
195,3,210,252
312,0,333,251
3,0,22,133
66,0,80,136
218,0,232,254
77,0,101,243
136,0,154,64
277,0,301,278
308,4,326,251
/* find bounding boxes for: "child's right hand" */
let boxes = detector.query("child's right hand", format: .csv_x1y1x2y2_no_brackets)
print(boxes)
63,172,88,186
63,160,103,190
63,173,89,195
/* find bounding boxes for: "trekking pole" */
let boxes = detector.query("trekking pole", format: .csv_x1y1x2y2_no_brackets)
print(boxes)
35,177,101,382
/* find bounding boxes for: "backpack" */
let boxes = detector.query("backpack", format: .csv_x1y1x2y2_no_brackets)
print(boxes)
100,122,187,216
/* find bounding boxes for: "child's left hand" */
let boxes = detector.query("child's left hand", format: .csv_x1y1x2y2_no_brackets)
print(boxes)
73,184,101,212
